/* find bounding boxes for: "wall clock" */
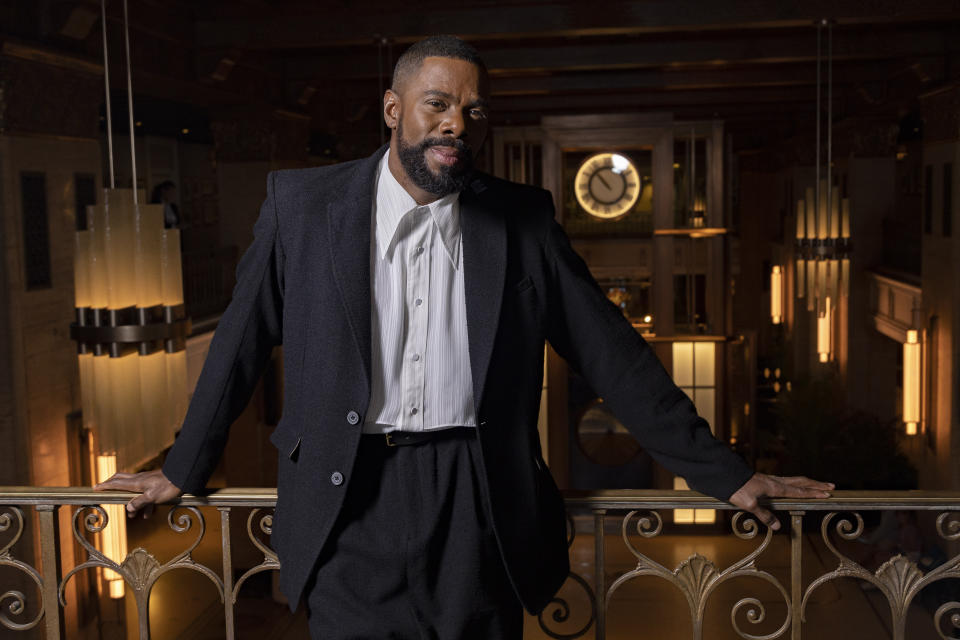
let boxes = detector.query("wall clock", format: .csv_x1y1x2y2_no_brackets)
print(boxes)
574,152,641,220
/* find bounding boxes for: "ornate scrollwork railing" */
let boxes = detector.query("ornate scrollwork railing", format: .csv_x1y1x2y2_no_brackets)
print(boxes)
0,488,958,639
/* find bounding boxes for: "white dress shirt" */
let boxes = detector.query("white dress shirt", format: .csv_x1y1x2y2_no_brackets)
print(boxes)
364,150,477,433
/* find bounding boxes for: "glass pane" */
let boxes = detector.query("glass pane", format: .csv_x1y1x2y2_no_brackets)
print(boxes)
694,342,715,386
693,387,716,433
673,135,708,227
672,342,694,387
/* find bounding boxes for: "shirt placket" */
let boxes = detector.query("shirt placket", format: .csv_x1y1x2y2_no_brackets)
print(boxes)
400,207,430,430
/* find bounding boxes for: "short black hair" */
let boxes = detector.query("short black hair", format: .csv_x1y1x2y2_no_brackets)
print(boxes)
391,35,487,93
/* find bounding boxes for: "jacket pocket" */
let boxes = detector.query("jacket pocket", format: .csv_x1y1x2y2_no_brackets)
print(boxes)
269,425,302,461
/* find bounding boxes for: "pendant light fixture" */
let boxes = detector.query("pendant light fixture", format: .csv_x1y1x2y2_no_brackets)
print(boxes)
795,19,851,363
71,0,190,599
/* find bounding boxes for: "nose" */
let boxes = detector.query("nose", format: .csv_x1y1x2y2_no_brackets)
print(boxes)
440,109,466,138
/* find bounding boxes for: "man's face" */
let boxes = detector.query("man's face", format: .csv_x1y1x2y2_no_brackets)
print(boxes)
385,56,490,199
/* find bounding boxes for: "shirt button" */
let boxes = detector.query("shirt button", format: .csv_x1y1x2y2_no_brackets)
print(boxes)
416,246,424,255
415,298,423,306
346,411,360,425
410,407,418,415
330,471,344,486
412,354,421,362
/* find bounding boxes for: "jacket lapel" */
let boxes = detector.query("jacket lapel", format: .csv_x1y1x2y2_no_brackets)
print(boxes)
324,148,386,392
460,178,506,413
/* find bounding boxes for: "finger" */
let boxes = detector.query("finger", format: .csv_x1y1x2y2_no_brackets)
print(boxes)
748,505,780,531
142,503,155,519
778,476,835,490
771,482,831,499
126,493,154,515
94,476,141,491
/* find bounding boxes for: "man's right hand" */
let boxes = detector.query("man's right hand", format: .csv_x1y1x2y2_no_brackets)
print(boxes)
94,469,182,518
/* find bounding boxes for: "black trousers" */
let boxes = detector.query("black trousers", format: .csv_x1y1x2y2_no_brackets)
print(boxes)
304,431,522,639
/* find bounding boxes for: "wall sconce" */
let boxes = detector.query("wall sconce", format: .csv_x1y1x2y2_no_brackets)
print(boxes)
903,329,921,435
770,265,783,324
817,297,832,363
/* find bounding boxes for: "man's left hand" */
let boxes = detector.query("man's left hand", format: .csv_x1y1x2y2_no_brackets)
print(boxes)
728,473,834,531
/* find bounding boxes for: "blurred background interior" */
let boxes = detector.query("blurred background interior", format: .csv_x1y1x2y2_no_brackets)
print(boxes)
1,1,959,638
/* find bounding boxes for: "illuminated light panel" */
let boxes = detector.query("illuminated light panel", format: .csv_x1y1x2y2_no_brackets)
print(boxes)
96,454,128,599
903,329,921,435
817,298,832,363
673,477,715,525
771,265,783,324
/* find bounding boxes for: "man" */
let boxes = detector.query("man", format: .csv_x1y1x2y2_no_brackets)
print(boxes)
97,35,832,639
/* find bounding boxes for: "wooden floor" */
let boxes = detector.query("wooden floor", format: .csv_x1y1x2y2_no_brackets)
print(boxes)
109,507,944,639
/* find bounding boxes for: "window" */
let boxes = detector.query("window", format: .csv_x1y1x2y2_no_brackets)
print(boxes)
20,172,51,290
944,163,953,238
671,341,716,431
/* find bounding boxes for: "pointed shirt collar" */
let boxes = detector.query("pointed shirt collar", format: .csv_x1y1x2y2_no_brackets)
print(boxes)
374,149,461,268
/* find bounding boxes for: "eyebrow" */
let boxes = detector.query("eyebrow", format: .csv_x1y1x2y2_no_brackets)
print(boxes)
422,89,490,110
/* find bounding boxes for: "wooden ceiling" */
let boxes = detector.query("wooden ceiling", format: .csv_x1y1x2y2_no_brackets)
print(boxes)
4,0,960,150
187,0,960,128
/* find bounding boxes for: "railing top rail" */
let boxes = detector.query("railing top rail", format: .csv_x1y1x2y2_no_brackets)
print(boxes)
2,487,960,510
562,489,960,511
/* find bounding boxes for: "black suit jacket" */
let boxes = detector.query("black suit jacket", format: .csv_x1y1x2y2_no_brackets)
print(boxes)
162,146,754,614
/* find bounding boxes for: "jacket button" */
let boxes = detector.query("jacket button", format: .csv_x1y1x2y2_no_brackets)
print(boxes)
346,411,360,425
330,471,344,486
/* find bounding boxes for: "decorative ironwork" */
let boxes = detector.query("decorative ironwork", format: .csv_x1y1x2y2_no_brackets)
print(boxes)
609,510,790,640
1,489,958,639
802,511,960,640
0,507,44,631
230,508,281,603
537,512,596,639
60,505,224,640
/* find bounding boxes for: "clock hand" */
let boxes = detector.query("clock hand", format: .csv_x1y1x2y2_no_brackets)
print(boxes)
595,172,611,189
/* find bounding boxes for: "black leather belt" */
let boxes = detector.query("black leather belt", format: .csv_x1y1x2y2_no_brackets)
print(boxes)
365,427,475,447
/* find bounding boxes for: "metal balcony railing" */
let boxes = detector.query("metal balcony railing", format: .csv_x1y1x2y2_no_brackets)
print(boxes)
1,488,958,639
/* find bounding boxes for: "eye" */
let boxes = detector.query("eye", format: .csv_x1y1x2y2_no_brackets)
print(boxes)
426,99,446,110
469,108,488,120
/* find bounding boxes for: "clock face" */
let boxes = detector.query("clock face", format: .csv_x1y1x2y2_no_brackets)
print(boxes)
574,152,641,220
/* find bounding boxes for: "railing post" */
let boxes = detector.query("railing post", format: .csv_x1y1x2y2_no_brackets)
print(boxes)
594,509,606,640
790,511,804,640
37,505,64,640
219,507,235,640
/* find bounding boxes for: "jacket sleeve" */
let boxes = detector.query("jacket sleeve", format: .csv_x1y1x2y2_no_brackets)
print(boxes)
162,172,285,493
541,200,753,501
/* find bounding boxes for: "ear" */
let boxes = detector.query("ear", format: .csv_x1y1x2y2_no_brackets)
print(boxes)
383,89,399,130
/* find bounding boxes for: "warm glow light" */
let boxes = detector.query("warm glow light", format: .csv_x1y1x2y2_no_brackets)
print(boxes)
903,329,921,434
796,258,805,299
96,454,128,600
642,314,653,324
135,204,165,307
104,189,138,309
74,186,188,602
674,477,694,524
771,266,783,324
673,477,715,524
672,341,717,432
817,298,832,362
162,228,184,305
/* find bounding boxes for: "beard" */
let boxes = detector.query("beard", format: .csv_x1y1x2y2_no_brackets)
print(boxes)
396,121,474,197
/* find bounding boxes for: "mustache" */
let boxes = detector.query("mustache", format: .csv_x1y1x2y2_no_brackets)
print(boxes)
420,136,472,155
